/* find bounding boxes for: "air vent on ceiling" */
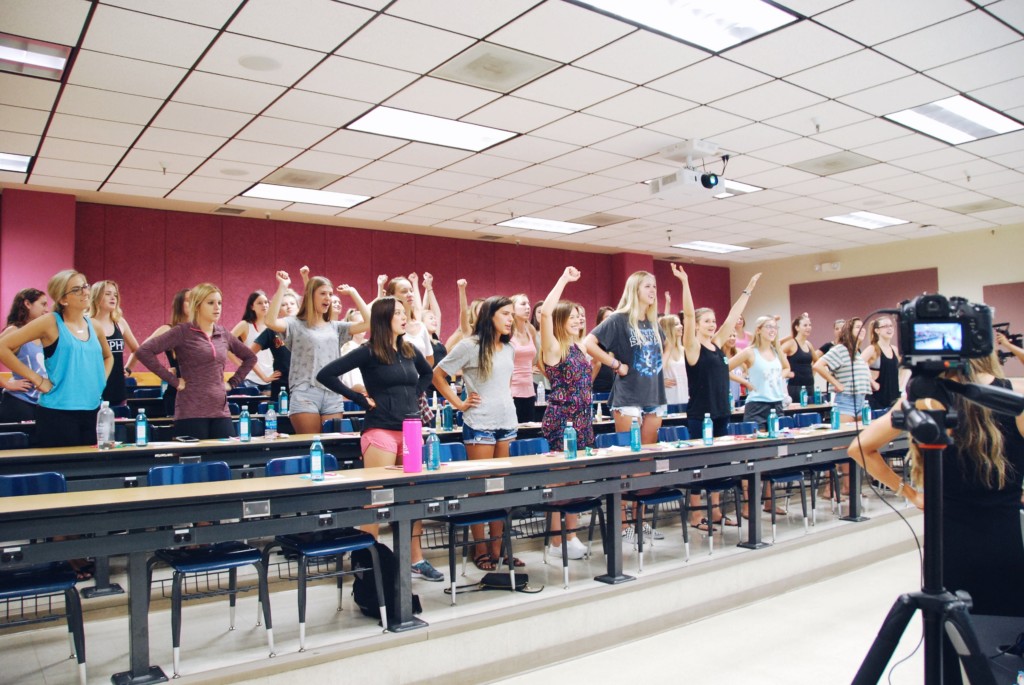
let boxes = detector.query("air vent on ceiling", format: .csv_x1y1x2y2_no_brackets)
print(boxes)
569,212,632,227
431,42,559,93
943,198,1013,214
790,151,878,176
737,238,783,249
478,235,503,241
261,168,341,189
213,206,246,215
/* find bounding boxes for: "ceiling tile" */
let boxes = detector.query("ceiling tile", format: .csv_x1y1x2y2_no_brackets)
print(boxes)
192,158,277,182
710,123,801,155
68,51,187,99
172,72,285,114
228,0,374,51
166,189,237,204
31,157,112,182
216,139,302,166
554,174,632,195
461,97,572,134
815,0,970,46
764,100,872,137
573,30,707,85
925,41,1024,93
875,11,1019,71
648,57,773,105
263,90,371,128
2,0,90,45
380,184,454,204
413,171,490,192
514,66,633,111
46,113,142,146
724,21,860,77
0,131,40,155
589,128,679,158
386,0,537,39
103,0,241,28
350,160,433,184
583,88,696,127
384,77,500,119
100,182,170,198
297,56,419,103
812,119,911,149
196,33,326,86
531,113,633,147
84,4,217,68
120,148,203,175
107,167,184,189
336,15,475,73
26,174,97,190
313,129,407,159
598,159,677,183
56,85,163,125
134,128,228,157
323,176,401,196
382,142,474,168
38,137,126,165
501,165,583,187
645,106,753,140
546,147,633,174
0,73,60,110
891,147,981,172
923,159,1004,183
467,178,542,199
152,102,253,138
784,50,914,99
488,1,633,63
712,81,826,120
174,176,253,197
487,135,578,163
445,154,531,177
236,116,333,148
969,76,1024,111
837,75,955,116
749,137,843,166
855,134,946,163
0,105,48,135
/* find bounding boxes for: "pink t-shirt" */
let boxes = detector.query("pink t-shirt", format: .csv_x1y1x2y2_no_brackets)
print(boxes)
509,336,537,397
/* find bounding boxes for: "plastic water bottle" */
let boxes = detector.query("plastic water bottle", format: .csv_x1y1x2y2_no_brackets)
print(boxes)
768,408,778,438
265,403,278,439
278,389,289,415
135,407,148,447
96,401,115,450
435,399,443,430
425,431,441,471
831,405,841,430
441,402,453,431
813,388,822,405
564,420,578,460
239,407,251,442
310,435,324,481
702,413,713,446
728,390,734,411
629,417,641,452
799,386,808,407
536,383,546,406
861,404,872,426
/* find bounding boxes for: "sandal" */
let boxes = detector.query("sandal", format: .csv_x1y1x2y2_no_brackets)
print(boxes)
69,559,94,581
500,556,525,568
690,518,715,533
473,553,497,571
712,515,739,527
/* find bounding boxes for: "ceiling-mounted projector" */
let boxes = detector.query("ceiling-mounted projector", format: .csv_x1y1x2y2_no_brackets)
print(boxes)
649,167,720,198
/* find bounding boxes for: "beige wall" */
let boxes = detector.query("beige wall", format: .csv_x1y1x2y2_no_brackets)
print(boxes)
731,224,1024,323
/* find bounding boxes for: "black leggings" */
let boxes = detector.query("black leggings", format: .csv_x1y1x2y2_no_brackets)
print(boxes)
513,396,536,424
35,404,99,448
0,392,36,422
174,417,234,440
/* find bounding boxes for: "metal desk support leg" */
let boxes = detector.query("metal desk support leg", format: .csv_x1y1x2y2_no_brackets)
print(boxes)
81,555,125,599
595,489,634,585
738,471,769,549
842,462,869,522
110,551,166,685
388,519,427,632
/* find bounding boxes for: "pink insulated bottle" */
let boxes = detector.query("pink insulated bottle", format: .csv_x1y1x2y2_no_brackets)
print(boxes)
402,414,424,473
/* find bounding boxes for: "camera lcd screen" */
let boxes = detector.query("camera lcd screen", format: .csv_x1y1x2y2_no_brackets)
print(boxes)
913,322,963,352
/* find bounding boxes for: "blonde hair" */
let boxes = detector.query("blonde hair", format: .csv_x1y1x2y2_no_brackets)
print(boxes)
615,271,657,341
298,276,333,324
188,283,221,324
659,315,683,362
750,316,782,357
550,301,579,363
89,280,122,323
47,270,86,315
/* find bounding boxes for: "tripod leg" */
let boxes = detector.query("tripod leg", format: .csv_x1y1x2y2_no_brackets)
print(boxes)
853,594,918,685
943,602,997,685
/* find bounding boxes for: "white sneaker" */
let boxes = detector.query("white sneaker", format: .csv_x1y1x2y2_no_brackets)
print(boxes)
566,536,588,559
548,540,586,560
641,523,665,540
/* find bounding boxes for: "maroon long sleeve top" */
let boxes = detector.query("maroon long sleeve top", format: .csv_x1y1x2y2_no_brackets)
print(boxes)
135,322,256,421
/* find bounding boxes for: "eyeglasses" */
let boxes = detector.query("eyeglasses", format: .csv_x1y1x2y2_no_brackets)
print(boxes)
64,283,90,297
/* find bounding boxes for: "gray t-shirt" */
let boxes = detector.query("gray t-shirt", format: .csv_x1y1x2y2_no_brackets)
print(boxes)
438,338,518,430
592,313,666,408
284,317,353,392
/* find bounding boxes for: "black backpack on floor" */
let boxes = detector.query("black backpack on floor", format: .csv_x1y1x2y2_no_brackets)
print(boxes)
351,541,422,623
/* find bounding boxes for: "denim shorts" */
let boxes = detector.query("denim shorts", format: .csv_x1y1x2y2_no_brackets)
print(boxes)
833,392,866,418
614,404,667,419
462,424,518,445
288,385,346,416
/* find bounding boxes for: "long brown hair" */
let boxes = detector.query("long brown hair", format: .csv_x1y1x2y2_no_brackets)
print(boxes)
473,296,513,379
170,288,190,326
298,276,332,324
5,288,45,328
839,317,862,360
367,297,413,365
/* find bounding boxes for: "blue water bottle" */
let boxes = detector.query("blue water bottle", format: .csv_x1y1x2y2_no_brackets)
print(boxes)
310,434,324,481
239,407,251,442
861,404,872,425
813,388,822,405
629,417,641,452
278,388,289,415
702,413,713,446
831,405,841,430
564,420,578,459
135,407,148,447
768,408,778,438
799,385,808,407
441,402,453,431
425,431,441,471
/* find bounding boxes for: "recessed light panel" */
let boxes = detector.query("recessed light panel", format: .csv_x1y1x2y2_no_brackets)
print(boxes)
574,0,798,53
0,152,31,172
0,33,71,80
242,183,369,209
347,106,516,152
714,179,764,198
885,95,1023,145
673,240,750,254
498,216,596,234
823,211,908,230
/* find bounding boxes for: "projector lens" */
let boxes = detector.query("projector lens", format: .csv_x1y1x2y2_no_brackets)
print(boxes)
701,173,719,189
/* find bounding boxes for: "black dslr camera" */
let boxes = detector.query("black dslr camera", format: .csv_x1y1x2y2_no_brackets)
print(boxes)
994,322,1022,366
897,294,993,372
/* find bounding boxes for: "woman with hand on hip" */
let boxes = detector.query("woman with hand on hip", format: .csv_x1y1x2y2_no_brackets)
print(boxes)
89,280,141,408
434,295,520,572
135,283,256,439
0,288,50,423
813,317,871,422
0,271,112,447
231,290,279,392
780,313,820,405
861,316,902,411
266,270,370,435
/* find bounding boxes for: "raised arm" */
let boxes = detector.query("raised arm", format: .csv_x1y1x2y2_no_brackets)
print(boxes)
265,271,291,333
422,272,442,329
376,274,388,301
540,267,580,367
997,332,1024,366
407,272,423,319
712,272,761,348
337,285,370,334
673,264,699,365
444,279,470,349
663,289,672,318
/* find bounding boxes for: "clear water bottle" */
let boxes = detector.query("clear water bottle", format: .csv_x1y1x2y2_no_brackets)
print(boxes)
425,431,441,471
831,405,841,430
702,413,713,446
799,385,808,407
441,402,453,431
435,399,443,430
813,388,822,404
265,403,278,439
861,404,872,426
564,420,578,460
310,435,324,481
278,388,289,415
630,417,641,452
96,401,115,450
768,408,778,438
239,407,251,442
728,390,734,411
135,407,148,447
536,383,545,406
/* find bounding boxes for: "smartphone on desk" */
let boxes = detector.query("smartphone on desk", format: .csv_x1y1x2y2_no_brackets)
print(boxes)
174,436,200,443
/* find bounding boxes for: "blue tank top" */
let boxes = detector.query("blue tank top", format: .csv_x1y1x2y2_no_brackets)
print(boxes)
746,347,787,403
38,313,107,411
6,339,46,405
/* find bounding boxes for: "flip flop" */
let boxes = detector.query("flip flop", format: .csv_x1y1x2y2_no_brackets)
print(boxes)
690,518,715,533
473,553,497,571
500,555,525,568
713,515,740,527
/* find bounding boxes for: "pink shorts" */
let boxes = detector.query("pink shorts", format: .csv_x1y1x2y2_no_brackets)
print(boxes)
360,428,403,457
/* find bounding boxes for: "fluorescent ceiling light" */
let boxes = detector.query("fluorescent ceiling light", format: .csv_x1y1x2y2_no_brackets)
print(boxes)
347,106,516,152
497,216,596,234
823,211,908,230
0,152,31,173
673,240,749,254
714,179,763,199
242,183,369,209
0,33,71,79
885,95,1022,145
574,0,797,52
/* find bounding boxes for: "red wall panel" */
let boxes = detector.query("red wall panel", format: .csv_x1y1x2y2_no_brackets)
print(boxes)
455,239,496,306
220,216,277,323
74,203,106,280
327,226,375,298
101,206,166,339
275,219,325,288
983,281,1024,377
